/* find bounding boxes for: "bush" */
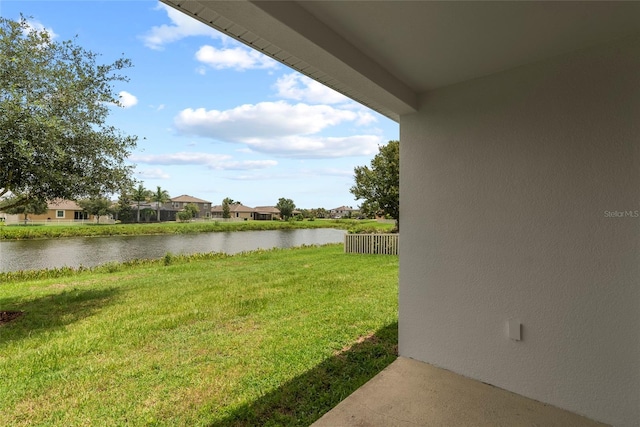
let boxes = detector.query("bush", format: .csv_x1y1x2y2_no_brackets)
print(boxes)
163,252,174,266
100,262,122,273
177,211,192,222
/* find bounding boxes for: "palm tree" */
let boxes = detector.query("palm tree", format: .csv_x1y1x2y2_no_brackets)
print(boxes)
131,184,151,223
151,186,170,222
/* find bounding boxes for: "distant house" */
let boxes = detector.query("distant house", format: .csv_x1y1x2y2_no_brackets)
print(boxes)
253,206,280,221
167,195,211,219
0,199,107,224
133,201,178,222
229,203,255,220
210,205,223,218
211,203,255,220
330,206,354,219
32,199,92,221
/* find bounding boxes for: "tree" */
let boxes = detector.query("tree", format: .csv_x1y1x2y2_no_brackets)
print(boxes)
356,199,379,219
299,208,312,219
178,203,199,222
0,16,137,211
184,203,199,219
151,186,170,222
131,184,151,223
222,197,233,219
314,207,328,219
114,190,134,223
77,197,112,224
276,197,295,220
177,210,191,222
350,140,399,231
2,195,47,224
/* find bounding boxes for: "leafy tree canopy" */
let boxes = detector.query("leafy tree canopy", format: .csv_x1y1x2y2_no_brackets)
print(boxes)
350,140,399,230
183,203,199,219
177,203,198,222
151,186,170,222
276,197,295,220
130,184,152,223
1,195,47,223
312,207,328,219
177,210,191,222
0,16,137,211
77,197,112,224
114,190,134,223
222,197,232,219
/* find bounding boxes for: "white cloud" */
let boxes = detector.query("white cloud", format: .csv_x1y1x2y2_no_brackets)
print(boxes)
23,19,58,39
229,172,296,181
118,91,138,108
130,152,277,171
236,148,255,154
273,73,377,126
356,110,377,126
223,159,279,170
229,166,353,181
242,135,381,159
173,101,381,158
137,168,170,179
132,152,228,165
141,2,221,50
195,45,277,71
274,73,349,105
175,101,356,139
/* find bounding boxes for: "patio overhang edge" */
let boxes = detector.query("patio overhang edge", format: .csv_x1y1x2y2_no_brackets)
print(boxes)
159,0,418,122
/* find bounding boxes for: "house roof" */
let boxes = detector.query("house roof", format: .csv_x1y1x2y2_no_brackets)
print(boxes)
160,1,640,122
254,206,280,214
47,199,82,210
230,203,255,212
211,203,255,213
332,206,354,212
170,194,211,204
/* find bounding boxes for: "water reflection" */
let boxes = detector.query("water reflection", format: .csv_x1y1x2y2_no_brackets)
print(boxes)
0,229,346,272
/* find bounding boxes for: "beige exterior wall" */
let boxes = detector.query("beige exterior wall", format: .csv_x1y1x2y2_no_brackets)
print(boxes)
233,211,253,220
211,209,254,219
29,209,91,221
399,36,640,426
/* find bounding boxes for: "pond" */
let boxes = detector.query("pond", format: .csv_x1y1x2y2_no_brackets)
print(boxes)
0,228,346,272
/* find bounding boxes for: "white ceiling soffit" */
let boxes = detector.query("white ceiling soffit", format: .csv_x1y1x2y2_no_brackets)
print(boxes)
159,0,418,122
160,1,640,122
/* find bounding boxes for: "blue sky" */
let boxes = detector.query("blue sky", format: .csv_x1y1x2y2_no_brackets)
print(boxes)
2,1,399,209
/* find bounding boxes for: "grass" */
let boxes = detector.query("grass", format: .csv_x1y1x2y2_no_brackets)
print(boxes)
0,219,395,240
0,244,398,426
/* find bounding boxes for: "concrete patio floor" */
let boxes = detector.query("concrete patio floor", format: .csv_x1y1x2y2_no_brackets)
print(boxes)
312,357,607,427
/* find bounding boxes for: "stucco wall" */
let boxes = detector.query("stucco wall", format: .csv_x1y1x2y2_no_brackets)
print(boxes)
399,36,640,426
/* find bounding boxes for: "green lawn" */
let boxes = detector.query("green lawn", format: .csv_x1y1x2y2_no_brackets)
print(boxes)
0,219,394,240
0,244,398,426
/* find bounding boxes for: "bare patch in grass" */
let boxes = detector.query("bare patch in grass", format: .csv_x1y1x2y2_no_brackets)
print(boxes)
334,331,378,357
0,311,23,325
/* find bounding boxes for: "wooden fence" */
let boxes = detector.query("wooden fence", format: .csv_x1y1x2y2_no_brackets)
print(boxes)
344,233,399,255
